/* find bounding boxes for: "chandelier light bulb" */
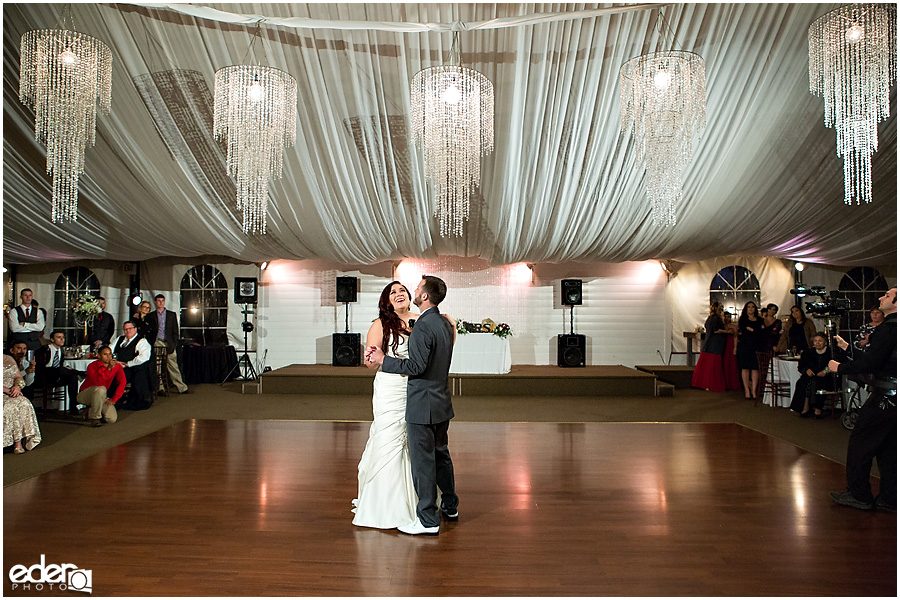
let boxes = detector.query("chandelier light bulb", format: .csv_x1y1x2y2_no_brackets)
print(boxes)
57,49,77,65
441,85,462,104
653,70,671,90
247,82,265,102
846,24,865,43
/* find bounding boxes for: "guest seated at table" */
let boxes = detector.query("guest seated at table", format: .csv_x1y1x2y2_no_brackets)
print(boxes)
112,321,154,410
691,302,728,392
3,353,41,454
761,303,782,353
77,346,126,427
35,330,81,415
789,333,835,419
6,340,36,400
853,306,884,354
777,305,816,354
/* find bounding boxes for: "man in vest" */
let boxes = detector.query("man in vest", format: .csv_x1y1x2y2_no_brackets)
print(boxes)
7,289,45,351
111,321,153,409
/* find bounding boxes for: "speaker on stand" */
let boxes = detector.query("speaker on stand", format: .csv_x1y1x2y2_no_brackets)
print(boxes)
333,277,360,366
559,279,585,367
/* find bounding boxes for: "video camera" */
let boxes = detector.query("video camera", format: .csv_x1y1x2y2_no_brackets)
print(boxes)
790,285,851,317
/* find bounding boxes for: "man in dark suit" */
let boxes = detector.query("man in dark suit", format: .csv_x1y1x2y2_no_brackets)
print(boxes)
366,275,459,535
144,294,188,394
88,297,116,350
36,330,81,415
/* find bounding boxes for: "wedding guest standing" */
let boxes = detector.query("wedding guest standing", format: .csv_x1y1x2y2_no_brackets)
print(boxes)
722,311,741,391
132,300,153,340
691,302,727,392
761,303,783,353
854,306,885,353
88,297,115,350
145,294,189,394
7,289,45,351
737,301,764,399
777,305,816,354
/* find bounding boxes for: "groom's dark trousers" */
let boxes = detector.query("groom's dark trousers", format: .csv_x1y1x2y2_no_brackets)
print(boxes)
381,305,459,528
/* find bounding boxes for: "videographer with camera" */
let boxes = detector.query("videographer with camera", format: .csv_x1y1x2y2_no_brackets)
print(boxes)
827,287,896,512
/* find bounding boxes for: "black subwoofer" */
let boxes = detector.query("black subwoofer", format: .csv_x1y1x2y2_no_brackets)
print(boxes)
561,279,583,305
332,333,361,367
557,334,586,367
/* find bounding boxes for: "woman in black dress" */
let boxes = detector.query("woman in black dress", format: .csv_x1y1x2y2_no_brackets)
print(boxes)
760,303,782,353
737,301,764,399
789,333,834,418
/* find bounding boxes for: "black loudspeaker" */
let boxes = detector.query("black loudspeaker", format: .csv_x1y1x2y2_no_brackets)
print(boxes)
336,277,358,303
332,333,361,367
234,277,258,304
558,334,586,368
561,279,583,305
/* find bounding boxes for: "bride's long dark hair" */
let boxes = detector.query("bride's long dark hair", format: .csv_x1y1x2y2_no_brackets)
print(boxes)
378,281,411,355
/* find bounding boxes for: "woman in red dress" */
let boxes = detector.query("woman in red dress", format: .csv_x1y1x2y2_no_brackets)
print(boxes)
722,311,741,390
691,302,728,392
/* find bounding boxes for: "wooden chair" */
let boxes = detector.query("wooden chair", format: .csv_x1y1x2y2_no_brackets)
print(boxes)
756,351,790,408
152,345,171,397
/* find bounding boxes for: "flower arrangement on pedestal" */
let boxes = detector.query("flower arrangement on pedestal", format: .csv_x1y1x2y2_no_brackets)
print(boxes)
692,325,705,339
73,294,101,344
455,318,512,339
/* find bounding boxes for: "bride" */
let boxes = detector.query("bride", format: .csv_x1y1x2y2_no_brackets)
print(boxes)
352,281,418,528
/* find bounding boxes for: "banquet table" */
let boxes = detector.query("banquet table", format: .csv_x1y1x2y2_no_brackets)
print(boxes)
181,344,239,384
763,356,802,408
449,334,511,374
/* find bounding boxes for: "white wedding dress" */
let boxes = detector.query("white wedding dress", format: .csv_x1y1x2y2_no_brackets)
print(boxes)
352,335,417,528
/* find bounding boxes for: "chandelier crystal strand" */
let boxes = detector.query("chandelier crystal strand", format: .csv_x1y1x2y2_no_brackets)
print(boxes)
411,65,494,237
214,65,296,234
19,29,112,223
620,51,706,226
809,4,896,205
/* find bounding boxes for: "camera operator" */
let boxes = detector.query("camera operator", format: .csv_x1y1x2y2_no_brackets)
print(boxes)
827,287,896,512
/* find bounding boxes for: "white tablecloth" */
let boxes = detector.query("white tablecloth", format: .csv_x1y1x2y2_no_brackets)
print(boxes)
763,357,801,408
450,334,511,374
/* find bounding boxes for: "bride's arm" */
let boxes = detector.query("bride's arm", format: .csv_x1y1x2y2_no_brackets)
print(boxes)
365,320,383,370
443,314,457,344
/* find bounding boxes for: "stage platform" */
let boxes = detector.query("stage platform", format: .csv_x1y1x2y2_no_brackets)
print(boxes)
260,364,659,397
635,364,696,389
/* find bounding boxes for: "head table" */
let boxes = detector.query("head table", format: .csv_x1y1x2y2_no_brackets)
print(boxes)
449,333,511,375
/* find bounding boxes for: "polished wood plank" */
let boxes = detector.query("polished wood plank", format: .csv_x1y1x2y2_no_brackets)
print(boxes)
3,421,895,596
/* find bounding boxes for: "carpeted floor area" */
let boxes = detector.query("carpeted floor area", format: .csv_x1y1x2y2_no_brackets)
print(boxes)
3,382,854,488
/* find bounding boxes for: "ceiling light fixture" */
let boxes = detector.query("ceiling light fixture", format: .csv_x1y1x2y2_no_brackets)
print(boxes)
808,4,896,205
410,29,494,237
19,12,112,223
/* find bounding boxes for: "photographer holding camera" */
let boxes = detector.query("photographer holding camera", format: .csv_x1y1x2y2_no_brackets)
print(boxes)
827,287,896,512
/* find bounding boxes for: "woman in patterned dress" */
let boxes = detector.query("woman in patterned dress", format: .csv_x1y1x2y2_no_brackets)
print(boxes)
3,353,41,454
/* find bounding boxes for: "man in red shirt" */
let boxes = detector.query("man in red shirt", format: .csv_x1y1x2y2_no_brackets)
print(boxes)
77,346,126,427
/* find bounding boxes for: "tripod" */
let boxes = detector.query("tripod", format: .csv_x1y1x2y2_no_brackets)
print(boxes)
224,304,257,382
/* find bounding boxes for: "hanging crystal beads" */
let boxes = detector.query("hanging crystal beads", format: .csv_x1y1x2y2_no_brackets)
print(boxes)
214,65,296,234
410,65,494,237
809,3,896,205
19,29,112,223
620,51,706,226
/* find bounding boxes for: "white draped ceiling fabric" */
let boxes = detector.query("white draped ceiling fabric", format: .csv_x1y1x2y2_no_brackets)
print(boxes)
2,3,896,266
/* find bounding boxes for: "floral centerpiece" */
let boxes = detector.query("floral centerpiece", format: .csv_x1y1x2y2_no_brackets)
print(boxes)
455,318,513,339
73,293,102,326
692,325,705,339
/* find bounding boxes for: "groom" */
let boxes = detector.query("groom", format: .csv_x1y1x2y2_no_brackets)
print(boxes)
366,275,459,535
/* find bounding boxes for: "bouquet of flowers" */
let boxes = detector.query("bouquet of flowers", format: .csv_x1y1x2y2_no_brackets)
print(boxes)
455,318,513,339
73,294,102,325
692,325,705,339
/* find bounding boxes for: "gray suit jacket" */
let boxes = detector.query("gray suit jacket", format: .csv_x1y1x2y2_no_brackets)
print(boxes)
382,306,454,425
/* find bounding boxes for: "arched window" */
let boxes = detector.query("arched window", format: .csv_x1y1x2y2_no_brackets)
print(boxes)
54,267,101,345
180,265,228,345
838,267,889,340
709,265,761,319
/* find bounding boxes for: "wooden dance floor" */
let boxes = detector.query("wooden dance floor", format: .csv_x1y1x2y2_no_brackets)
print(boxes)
3,420,896,596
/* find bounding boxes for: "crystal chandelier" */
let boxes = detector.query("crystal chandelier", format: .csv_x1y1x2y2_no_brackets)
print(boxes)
214,24,296,235
19,28,112,223
620,50,706,226
410,32,494,237
809,4,896,205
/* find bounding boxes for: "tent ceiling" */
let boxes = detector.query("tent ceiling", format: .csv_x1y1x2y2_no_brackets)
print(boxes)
2,3,896,266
